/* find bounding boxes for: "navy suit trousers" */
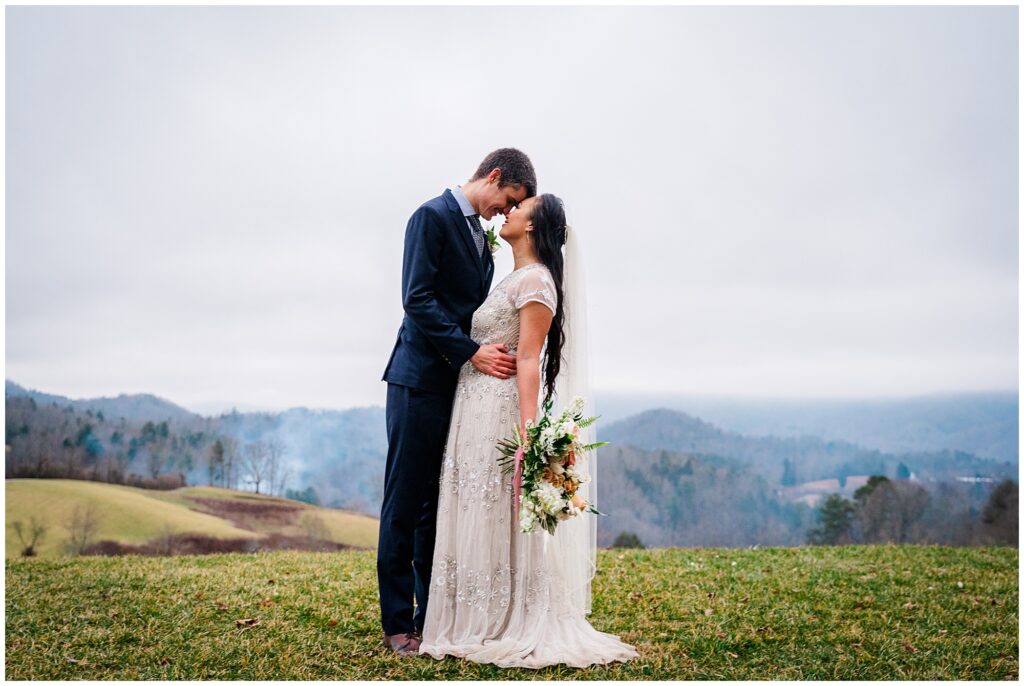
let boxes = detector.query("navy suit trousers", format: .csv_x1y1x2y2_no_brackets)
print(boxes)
377,382,456,635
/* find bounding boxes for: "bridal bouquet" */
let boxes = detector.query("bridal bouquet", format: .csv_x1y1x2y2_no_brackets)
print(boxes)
496,396,606,535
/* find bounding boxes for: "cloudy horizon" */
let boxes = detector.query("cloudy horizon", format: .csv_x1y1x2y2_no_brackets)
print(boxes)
6,5,1018,414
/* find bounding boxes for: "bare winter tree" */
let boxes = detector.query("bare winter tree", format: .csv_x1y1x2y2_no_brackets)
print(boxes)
27,428,54,477
97,451,112,483
114,450,131,484
30,430,54,479
145,445,163,480
140,421,171,479
62,436,81,478
12,514,48,557
64,502,102,555
43,427,66,477
244,440,270,494
915,481,973,545
266,438,285,495
855,479,930,543
222,436,240,490
277,463,292,498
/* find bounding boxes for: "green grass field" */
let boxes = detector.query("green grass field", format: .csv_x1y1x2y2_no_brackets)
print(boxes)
5,479,379,557
5,544,1017,680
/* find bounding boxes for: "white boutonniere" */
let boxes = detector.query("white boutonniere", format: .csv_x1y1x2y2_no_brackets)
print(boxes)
484,227,501,254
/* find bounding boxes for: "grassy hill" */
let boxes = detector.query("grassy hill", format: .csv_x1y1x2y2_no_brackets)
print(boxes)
4,544,1016,680
5,479,378,558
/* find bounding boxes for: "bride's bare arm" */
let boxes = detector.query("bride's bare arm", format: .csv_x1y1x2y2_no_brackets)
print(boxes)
515,301,554,432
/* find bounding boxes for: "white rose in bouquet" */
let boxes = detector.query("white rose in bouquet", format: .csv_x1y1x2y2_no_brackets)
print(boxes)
532,481,565,516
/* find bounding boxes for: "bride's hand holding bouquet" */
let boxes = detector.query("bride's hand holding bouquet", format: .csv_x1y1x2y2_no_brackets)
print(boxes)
497,396,607,535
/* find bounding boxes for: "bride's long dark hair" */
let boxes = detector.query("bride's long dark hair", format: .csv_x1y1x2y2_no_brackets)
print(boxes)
529,193,568,404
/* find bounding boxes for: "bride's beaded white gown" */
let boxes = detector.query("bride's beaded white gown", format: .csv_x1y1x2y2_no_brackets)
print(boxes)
419,263,639,669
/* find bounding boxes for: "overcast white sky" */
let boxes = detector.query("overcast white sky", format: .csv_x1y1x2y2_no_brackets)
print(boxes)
5,5,1018,414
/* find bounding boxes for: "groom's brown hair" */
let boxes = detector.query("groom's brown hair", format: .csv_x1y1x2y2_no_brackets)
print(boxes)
471,148,537,198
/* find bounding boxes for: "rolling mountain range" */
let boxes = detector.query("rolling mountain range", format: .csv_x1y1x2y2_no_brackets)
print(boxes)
5,380,1017,546
596,391,1019,464
5,381,197,423
600,407,1016,487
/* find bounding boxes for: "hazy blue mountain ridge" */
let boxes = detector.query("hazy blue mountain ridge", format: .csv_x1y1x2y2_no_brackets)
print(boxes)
6,380,198,423
596,391,1018,464
600,408,1015,488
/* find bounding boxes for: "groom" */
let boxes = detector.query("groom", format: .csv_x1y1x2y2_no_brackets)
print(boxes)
378,148,537,655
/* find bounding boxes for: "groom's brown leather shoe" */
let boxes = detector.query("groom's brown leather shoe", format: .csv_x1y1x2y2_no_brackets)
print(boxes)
383,632,421,656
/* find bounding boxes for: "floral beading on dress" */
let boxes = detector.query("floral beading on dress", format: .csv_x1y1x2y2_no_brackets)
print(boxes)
420,263,639,669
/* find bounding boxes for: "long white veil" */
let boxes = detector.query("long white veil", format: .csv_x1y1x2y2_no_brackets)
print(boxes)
550,223,598,617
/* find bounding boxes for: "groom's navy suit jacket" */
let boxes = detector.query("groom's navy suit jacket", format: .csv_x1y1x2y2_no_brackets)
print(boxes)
382,189,495,393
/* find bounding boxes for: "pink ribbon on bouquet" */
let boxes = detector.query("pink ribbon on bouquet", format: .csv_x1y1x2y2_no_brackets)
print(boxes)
512,446,525,518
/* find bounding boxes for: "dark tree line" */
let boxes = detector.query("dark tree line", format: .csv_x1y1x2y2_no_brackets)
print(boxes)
807,475,1018,546
5,398,292,497
597,445,819,548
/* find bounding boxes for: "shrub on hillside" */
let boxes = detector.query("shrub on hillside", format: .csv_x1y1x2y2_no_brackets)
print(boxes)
11,515,48,557
612,531,645,549
63,502,102,555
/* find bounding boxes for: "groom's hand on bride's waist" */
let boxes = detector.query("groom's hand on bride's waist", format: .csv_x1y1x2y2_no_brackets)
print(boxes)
470,344,517,379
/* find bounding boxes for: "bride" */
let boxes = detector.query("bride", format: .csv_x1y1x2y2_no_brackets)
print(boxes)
418,193,639,669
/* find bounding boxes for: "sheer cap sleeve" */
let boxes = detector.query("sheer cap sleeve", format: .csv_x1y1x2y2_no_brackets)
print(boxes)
507,265,558,315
